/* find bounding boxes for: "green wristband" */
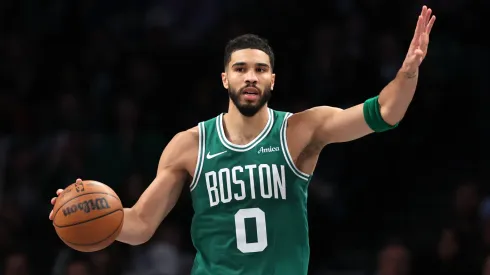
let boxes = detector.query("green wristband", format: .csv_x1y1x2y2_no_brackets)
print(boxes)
363,96,399,132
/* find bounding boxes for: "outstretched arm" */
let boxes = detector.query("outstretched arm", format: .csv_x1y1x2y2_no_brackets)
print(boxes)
116,128,198,245
299,6,436,146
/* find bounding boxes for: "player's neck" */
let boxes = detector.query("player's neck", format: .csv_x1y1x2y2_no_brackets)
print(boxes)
223,105,269,144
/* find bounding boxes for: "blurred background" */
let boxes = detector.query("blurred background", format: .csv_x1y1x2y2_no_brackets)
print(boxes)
1,0,489,274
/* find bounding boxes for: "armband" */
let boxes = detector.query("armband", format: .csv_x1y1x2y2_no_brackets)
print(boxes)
363,95,399,132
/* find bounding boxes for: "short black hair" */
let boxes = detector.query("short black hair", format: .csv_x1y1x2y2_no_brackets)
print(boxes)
224,34,275,70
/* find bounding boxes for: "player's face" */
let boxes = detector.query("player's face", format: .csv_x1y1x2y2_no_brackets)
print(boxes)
222,49,275,117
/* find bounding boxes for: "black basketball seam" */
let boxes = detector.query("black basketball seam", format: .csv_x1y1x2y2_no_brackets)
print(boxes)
54,208,122,228
58,210,124,247
53,191,120,219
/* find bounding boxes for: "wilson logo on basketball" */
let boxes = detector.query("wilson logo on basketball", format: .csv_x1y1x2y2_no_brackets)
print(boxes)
62,198,111,217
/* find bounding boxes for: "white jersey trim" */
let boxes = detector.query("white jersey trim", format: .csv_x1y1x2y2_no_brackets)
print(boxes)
216,108,274,152
280,113,310,181
190,122,206,191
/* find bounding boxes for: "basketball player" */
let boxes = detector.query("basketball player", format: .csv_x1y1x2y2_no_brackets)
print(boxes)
50,6,435,275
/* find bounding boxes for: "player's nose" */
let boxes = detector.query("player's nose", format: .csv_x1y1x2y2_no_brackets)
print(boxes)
244,70,259,84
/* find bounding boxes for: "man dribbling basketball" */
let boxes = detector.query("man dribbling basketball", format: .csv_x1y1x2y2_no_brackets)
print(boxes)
49,6,435,275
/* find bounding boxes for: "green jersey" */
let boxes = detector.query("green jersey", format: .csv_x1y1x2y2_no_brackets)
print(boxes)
189,108,312,275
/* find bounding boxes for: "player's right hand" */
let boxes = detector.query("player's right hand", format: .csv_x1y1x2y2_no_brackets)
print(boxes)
49,178,83,220
49,188,64,220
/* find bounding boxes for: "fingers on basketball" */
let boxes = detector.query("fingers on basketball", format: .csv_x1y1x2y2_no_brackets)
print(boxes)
52,180,124,252
49,181,76,220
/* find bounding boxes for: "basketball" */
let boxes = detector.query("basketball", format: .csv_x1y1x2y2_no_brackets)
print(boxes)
52,180,124,252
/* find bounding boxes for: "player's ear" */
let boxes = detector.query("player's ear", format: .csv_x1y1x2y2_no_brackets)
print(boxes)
271,73,275,91
221,72,229,89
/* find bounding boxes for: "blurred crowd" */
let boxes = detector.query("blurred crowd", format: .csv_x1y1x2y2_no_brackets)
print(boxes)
1,0,489,274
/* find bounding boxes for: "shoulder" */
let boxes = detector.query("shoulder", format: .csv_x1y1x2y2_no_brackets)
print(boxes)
182,126,199,140
167,126,200,153
289,106,343,123
287,106,343,130
158,126,199,170
281,106,344,151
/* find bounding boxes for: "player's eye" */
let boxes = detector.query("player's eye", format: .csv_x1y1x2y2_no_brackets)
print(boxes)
235,67,245,72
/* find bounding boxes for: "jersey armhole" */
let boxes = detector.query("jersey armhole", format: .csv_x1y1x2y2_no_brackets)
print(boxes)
280,113,311,181
190,122,206,191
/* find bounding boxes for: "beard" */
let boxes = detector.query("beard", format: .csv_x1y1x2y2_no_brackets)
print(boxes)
228,84,272,117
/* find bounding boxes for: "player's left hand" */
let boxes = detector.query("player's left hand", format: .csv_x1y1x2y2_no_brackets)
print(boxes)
402,5,436,75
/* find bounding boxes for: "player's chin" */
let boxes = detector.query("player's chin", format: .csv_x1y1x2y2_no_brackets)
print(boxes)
240,94,261,102
241,99,260,106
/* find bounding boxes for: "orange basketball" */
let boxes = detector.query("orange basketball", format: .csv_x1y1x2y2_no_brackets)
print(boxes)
52,180,124,252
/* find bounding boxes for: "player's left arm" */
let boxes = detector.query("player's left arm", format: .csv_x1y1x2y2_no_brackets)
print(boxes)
303,6,436,146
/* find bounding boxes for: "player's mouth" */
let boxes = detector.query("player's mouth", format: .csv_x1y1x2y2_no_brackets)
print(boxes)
242,87,260,101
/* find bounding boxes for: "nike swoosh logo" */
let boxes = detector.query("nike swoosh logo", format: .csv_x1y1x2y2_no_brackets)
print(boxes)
206,151,227,159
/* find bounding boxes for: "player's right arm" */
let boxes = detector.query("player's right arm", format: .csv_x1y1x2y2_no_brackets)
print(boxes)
49,127,199,246
116,128,198,245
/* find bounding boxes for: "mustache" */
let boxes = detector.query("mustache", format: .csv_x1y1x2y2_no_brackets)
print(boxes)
239,84,261,93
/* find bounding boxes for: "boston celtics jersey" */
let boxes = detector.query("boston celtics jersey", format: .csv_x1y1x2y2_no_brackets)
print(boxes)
189,108,312,275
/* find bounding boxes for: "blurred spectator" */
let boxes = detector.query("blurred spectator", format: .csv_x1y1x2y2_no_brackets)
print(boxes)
375,241,411,275
3,251,30,275
123,222,192,275
65,259,93,275
482,198,490,250
483,254,490,275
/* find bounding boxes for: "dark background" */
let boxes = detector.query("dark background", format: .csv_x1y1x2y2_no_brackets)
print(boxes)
1,0,489,274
